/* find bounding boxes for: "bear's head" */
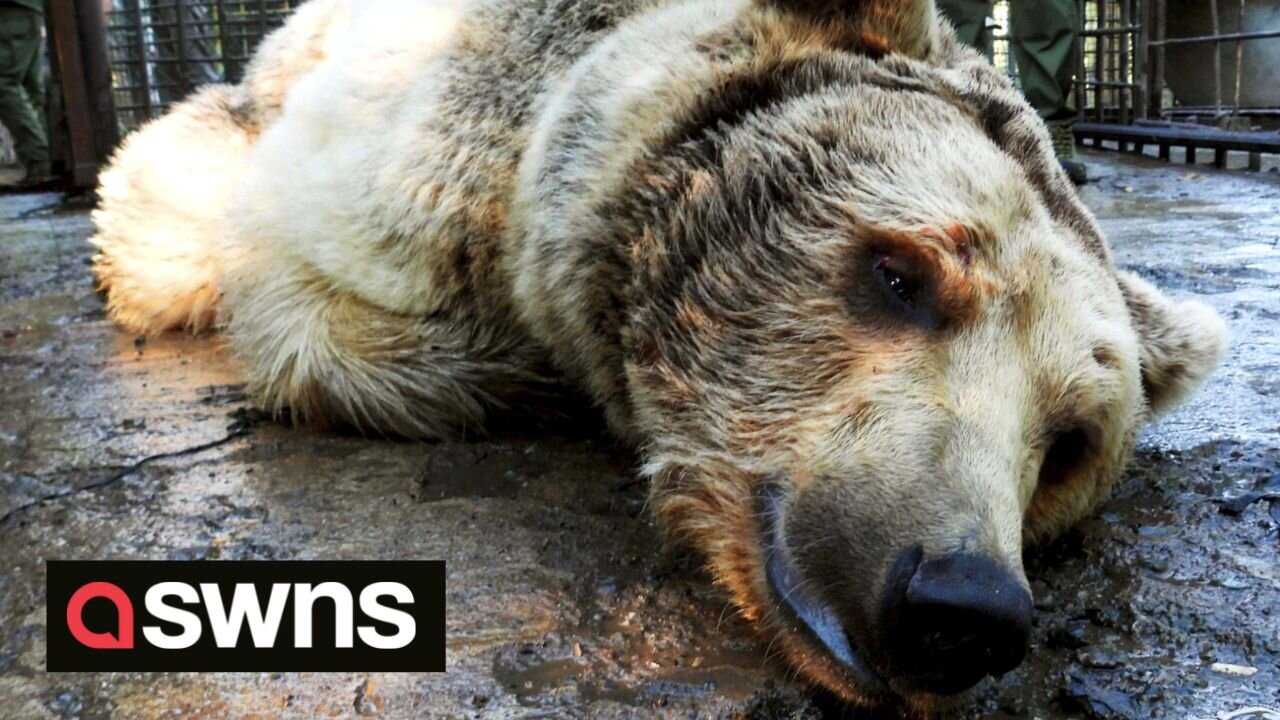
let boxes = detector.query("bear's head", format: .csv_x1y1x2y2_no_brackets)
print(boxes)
621,0,1227,710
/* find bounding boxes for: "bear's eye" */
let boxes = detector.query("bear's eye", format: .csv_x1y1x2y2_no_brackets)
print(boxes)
875,256,917,308
851,250,941,329
1039,428,1092,487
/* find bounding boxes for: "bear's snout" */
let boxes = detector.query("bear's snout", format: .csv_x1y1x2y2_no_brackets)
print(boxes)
878,549,1032,696
773,481,1035,701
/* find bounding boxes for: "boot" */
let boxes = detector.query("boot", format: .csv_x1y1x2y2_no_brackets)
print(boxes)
1050,125,1087,185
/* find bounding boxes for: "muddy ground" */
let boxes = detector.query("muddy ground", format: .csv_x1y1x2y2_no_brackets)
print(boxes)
1,150,1277,719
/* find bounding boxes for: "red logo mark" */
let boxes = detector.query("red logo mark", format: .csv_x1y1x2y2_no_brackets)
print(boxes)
67,582,134,649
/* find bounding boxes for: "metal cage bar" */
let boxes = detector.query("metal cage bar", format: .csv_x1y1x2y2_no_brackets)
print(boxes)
104,0,297,133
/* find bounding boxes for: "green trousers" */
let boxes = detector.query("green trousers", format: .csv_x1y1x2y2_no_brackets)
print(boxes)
937,0,1079,125
0,4,49,175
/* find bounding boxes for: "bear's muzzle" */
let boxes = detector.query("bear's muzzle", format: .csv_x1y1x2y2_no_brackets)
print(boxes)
762,484,1033,701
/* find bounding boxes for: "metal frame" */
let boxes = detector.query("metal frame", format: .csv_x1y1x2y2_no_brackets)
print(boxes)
72,0,1280,172
105,0,297,132
1074,0,1279,169
39,0,118,189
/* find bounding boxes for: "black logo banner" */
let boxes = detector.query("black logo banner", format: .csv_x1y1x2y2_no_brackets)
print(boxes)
47,560,445,671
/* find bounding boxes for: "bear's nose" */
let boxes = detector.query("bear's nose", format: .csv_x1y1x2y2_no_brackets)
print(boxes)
880,551,1032,695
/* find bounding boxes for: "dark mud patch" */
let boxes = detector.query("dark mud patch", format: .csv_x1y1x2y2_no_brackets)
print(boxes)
964,439,1280,719
411,435,634,503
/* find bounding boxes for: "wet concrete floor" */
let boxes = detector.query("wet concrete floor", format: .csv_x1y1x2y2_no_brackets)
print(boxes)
0,151,1277,719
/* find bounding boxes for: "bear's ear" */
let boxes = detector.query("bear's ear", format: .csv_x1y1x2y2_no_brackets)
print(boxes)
759,0,941,59
1116,271,1227,416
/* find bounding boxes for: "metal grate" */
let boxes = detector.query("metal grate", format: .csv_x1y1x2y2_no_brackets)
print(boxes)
105,0,298,132
1077,0,1140,124
987,0,1140,123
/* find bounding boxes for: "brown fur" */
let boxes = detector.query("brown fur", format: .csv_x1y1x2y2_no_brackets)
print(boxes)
90,0,1226,709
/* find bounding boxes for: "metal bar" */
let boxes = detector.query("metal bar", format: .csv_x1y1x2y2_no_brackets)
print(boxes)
176,0,189,91
1210,0,1222,116
1136,0,1149,119
1075,0,1087,121
1149,29,1280,47
215,0,230,80
1163,105,1280,117
76,0,120,158
1154,0,1166,116
258,0,268,47
111,18,284,29
1074,121,1280,154
1233,0,1245,117
1119,0,1131,126
105,56,247,64
131,0,152,121
1095,0,1107,125
1080,26,1141,37
46,0,99,186
1074,80,1141,88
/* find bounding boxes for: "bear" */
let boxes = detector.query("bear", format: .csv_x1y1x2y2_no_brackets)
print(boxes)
89,0,1227,711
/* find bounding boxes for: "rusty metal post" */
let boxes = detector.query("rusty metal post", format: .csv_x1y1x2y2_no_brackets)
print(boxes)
45,0,99,187
75,0,120,162
1209,0,1222,117
1233,0,1245,117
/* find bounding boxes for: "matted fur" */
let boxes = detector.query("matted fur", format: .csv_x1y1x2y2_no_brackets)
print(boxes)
90,0,1226,709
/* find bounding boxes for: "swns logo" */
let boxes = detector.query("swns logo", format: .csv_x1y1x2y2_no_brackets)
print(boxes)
48,561,444,671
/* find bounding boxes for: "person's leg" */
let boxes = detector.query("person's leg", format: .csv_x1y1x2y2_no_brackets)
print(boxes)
1009,0,1077,122
936,0,996,55
1010,0,1086,183
18,13,45,133
0,6,50,178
